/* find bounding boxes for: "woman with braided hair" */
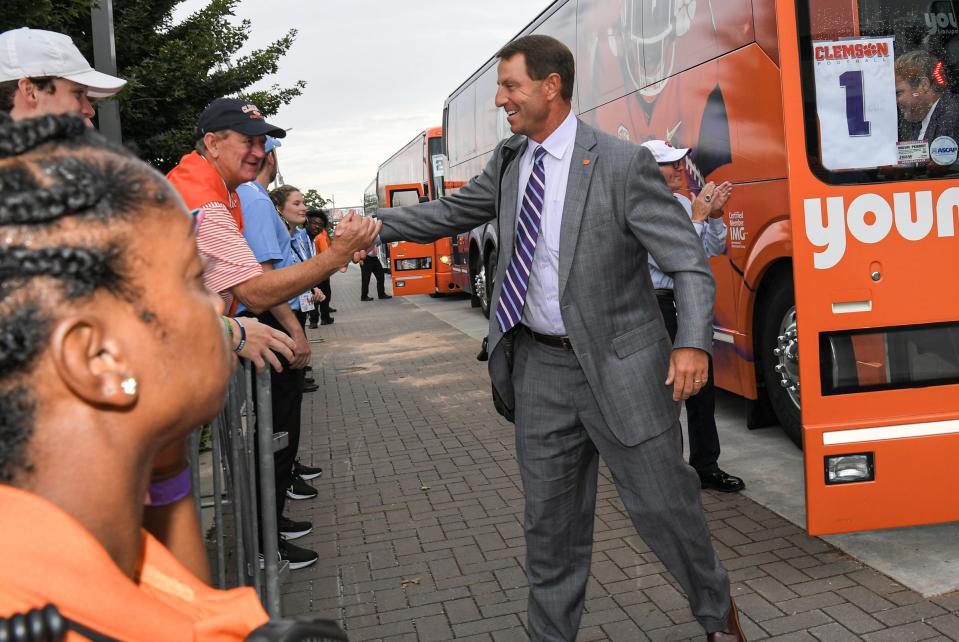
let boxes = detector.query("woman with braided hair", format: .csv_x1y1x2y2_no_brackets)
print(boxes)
0,112,269,639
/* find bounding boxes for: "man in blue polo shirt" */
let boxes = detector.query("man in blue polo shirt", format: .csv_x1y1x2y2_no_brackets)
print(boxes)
236,136,318,570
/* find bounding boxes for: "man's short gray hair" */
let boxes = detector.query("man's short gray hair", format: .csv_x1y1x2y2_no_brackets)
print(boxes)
195,129,231,155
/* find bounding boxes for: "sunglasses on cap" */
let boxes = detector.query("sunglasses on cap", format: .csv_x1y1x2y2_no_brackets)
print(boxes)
658,159,685,170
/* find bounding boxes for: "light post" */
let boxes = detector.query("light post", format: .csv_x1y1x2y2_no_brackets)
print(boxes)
90,0,122,143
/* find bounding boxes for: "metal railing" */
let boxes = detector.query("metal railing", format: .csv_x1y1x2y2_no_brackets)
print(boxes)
189,361,289,617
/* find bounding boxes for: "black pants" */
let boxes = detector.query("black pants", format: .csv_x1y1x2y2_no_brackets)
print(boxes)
308,279,333,325
656,292,721,474
360,255,386,298
244,309,305,521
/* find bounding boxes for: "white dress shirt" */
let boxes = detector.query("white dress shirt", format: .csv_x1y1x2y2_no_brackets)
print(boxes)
517,109,577,336
918,97,941,140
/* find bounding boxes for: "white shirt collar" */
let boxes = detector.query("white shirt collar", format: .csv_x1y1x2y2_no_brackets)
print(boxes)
920,98,941,139
534,109,577,161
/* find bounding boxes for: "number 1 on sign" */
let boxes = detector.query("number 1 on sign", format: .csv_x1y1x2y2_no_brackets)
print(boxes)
839,70,871,136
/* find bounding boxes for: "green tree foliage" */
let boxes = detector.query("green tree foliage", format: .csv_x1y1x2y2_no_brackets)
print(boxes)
302,188,330,211
0,0,305,173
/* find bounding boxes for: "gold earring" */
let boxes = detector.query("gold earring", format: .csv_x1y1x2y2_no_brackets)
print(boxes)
121,377,138,396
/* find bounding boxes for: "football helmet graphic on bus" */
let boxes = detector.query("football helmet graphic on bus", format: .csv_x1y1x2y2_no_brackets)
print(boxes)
622,0,697,97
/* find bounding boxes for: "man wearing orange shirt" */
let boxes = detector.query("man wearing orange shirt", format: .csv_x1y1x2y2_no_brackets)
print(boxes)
307,209,335,326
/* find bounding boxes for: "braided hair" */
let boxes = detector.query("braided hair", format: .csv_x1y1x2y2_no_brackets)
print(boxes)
0,112,169,482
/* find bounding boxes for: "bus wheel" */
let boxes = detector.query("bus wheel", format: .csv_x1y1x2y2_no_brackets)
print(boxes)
469,252,482,308
759,277,803,448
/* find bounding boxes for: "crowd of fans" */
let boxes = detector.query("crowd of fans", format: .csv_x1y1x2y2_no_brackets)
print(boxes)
0,27,378,639
3,19,957,642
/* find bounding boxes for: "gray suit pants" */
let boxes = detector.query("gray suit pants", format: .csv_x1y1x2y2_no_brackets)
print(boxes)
512,330,731,641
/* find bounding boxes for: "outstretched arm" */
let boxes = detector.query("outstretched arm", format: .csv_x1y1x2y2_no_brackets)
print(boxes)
377,141,508,244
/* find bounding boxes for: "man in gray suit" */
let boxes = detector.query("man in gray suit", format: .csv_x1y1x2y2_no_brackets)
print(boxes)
375,35,745,642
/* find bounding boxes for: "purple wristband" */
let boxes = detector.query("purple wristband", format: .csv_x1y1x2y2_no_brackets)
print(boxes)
146,466,193,507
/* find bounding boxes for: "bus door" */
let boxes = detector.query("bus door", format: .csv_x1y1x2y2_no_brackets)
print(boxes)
385,183,435,296
779,0,959,534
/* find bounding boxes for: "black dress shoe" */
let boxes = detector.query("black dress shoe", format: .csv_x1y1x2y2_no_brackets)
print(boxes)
302,382,319,392
699,470,745,493
329,308,337,313
320,317,334,325
707,598,747,641
308,321,318,329
361,296,374,301
378,294,392,299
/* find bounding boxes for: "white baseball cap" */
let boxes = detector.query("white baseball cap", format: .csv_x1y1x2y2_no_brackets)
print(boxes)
0,28,126,98
641,139,690,164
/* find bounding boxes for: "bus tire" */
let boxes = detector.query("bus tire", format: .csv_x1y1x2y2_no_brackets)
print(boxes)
482,246,498,319
468,249,482,308
758,273,803,448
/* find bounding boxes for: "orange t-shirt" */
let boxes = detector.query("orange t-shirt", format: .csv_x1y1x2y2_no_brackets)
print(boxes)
0,485,268,641
314,232,330,254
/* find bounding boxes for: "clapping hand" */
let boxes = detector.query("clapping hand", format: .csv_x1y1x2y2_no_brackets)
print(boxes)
692,181,733,222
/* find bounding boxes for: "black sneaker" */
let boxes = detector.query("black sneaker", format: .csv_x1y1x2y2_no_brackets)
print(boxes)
294,459,323,480
260,542,318,570
278,515,313,540
320,317,334,325
280,540,318,570
286,475,318,500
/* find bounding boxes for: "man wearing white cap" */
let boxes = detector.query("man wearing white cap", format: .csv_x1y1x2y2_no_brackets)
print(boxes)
0,27,126,121
640,139,745,494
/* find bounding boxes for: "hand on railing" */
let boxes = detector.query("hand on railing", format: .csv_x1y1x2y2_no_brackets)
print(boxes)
232,317,295,372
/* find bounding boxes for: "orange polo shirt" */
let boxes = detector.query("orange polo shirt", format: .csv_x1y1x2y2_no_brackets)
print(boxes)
0,485,268,641
314,232,330,254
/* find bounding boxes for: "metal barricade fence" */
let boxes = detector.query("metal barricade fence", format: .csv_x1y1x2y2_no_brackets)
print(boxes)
188,360,289,618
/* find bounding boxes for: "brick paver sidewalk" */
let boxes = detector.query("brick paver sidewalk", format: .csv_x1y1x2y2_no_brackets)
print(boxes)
283,266,959,641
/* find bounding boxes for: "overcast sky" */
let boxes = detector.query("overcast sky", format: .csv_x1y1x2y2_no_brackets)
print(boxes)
173,0,548,206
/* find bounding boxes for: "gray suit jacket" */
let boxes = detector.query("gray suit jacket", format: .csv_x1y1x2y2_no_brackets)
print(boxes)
377,119,715,446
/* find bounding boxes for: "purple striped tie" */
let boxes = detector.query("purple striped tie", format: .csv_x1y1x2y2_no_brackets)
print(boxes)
496,145,548,333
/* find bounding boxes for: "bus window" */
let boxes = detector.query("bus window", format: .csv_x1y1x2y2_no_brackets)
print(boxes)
475,66,504,156
799,0,959,184
389,188,421,208
448,85,477,165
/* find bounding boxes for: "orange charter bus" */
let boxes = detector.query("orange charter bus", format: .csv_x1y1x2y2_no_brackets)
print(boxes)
442,0,959,534
366,127,460,296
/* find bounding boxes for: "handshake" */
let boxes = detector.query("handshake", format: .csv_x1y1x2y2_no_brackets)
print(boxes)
328,211,383,268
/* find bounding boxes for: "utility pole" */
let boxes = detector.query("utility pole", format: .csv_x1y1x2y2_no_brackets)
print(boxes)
91,0,122,144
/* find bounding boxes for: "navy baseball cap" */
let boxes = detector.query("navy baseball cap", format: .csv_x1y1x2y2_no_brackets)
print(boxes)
196,98,286,139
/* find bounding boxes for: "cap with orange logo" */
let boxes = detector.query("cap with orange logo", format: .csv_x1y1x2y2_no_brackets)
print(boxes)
196,97,286,139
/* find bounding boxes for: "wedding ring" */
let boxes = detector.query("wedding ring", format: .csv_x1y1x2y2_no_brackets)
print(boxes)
693,379,703,383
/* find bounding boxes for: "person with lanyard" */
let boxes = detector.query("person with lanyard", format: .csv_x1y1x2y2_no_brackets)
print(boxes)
235,137,322,570
641,139,745,494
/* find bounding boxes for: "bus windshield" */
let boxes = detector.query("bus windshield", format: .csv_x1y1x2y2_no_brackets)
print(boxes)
799,0,959,184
